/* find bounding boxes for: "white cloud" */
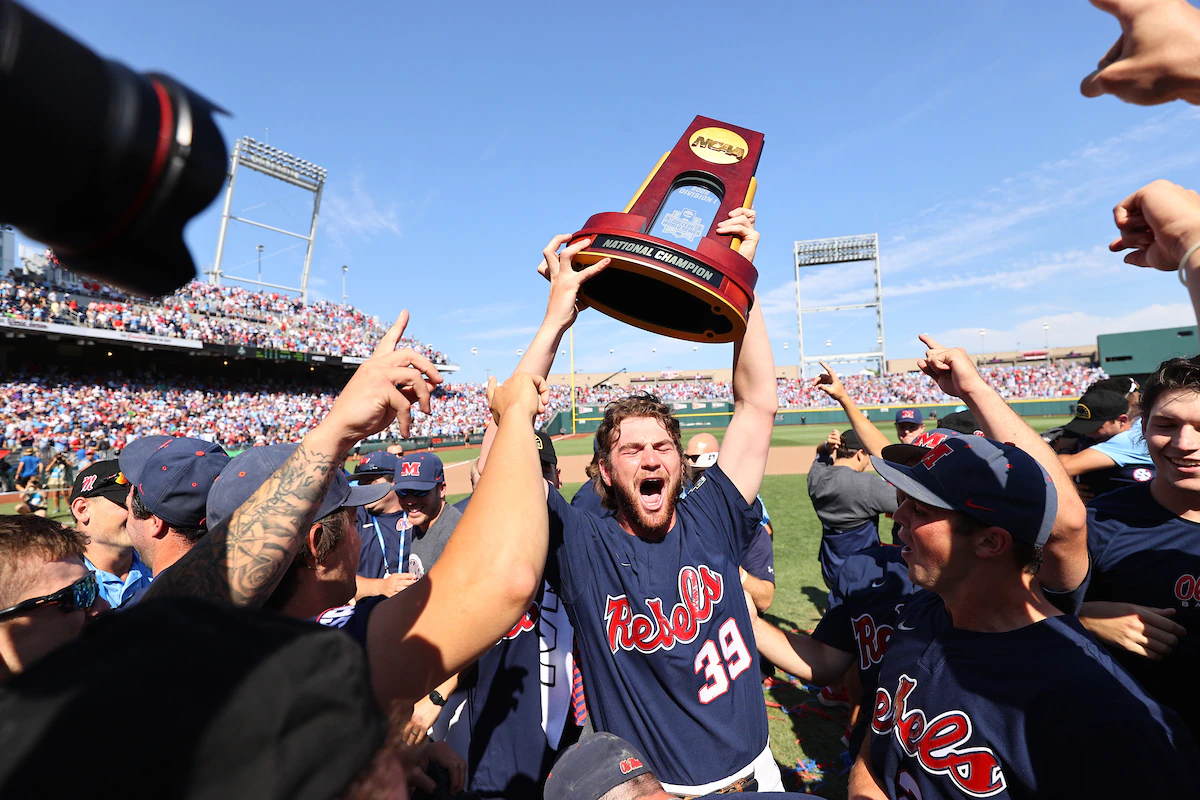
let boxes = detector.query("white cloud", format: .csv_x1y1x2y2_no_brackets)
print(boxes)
323,174,402,242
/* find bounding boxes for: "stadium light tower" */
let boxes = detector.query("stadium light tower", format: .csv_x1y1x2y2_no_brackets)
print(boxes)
341,264,348,303
794,233,885,378
211,136,328,302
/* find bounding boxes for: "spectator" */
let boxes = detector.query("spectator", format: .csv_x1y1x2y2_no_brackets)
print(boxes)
349,451,415,600
14,448,40,490
69,461,152,609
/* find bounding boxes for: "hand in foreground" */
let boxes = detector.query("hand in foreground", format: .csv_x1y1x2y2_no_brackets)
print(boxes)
400,741,467,795
715,206,760,264
814,360,849,404
487,373,549,425
824,429,843,453
538,235,612,329
1080,0,1200,105
381,572,419,597
403,696,444,746
1078,600,1186,660
320,310,443,444
1109,179,1200,275
916,335,988,400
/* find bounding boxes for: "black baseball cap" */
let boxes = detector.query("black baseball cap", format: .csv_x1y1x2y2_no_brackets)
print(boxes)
839,430,864,453
939,410,983,436
545,733,654,800
536,432,558,467
68,460,128,506
0,597,385,800
1064,389,1128,436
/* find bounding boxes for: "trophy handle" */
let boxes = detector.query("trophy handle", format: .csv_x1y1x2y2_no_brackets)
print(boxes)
730,177,758,254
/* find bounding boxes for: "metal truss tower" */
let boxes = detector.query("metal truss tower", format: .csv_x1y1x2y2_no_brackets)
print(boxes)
794,233,886,378
211,136,327,301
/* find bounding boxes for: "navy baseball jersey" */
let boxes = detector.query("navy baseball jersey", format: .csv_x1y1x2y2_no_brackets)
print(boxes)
1084,482,1200,736
465,582,572,797
812,544,918,755
354,507,410,579
868,591,1199,798
545,465,766,788
568,479,609,517
314,595,387,646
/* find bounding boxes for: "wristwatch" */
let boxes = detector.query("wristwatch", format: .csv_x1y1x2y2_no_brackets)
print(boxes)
429,690,446,707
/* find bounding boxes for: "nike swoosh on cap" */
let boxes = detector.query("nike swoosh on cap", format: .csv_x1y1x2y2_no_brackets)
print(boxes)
965,498,995,512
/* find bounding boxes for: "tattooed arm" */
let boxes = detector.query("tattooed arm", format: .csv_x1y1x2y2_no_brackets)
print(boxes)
142,311,442,606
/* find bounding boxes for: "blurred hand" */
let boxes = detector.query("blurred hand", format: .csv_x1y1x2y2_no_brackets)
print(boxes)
715,207,760,263
319,310,443,444
814,360,849,404
403,695,444,746
1109,179,1200,275
916,335,988,400
381,572,420,596
400,741,467,795
825,429,843,452
1081,0,1200,105
538,235,612,329
487,373,549,425
1079,600,1186,659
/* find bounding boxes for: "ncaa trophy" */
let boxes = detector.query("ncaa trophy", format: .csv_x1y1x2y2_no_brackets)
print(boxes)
568,116,764,343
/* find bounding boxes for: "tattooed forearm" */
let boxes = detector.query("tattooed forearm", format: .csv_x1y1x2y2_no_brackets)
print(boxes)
140,439,344,608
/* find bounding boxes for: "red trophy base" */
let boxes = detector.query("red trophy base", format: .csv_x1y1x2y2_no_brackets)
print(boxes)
569,212,758,344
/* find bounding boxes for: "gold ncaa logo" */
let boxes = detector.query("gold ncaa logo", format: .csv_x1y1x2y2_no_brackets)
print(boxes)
689,127,748,165
1076,403,1092,420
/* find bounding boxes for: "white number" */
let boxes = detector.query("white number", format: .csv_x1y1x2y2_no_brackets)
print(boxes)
694,640,729,704
693,619,752,703
719,618,751,680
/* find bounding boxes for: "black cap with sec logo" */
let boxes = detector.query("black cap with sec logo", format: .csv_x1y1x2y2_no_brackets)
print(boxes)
1064,388,1129,436
536,432,558,467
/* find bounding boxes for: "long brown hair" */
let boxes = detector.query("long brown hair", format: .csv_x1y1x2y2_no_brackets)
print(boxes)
592,393,683,510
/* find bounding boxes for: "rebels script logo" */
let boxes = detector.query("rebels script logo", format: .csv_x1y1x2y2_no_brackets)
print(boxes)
851,608,900,671
872,674,1007,797
605,565,724,654
1175,574,1200,607
503,602,539,641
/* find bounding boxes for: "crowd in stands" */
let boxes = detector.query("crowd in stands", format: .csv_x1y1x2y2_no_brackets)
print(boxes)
0,275,450,364
0,360,1103,459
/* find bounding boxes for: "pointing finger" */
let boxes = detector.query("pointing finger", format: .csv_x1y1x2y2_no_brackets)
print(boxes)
373,310,410,357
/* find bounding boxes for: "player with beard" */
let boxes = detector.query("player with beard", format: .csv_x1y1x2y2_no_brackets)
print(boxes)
488,208,782,795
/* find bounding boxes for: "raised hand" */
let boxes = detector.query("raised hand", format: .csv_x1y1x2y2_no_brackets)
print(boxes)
487,373,549,425
538,235,612,329
321,310,443,445
1080,0,1200,105
813,360,849,403
715,206,760,264
1109,179,1200,275
916,335,988,400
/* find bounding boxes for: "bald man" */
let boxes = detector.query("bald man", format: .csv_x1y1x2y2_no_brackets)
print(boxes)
684,433,775,613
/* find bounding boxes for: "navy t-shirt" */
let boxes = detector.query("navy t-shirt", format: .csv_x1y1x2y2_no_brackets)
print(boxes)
812,544,918,755
355,507,410,580
545,465,766,787
1084,482,1200,736
869,591,1199,798
741,525,774,583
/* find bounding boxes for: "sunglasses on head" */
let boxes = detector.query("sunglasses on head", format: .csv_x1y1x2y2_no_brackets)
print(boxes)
397,488,431,498
0,571,98,622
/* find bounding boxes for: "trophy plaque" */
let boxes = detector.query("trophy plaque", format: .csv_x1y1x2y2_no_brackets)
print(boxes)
569,116,764,343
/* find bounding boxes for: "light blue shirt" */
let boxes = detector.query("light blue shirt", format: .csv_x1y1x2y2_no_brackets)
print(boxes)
85,553,154,608
1090,423,1152,467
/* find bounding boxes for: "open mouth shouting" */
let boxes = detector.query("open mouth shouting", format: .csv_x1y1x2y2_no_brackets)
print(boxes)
638,477,666,514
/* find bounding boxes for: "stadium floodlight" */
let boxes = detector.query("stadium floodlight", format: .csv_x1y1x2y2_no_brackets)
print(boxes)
211,136,328,302
794,232,886,378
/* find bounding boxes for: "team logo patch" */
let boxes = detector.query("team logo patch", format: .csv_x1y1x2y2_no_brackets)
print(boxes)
901,410,916,420
80,475,97,493
851,607,903,671
1174,574,1200,606
619,758,643,774
1075,403,1092,420
604,565,724,654
315,605,355,629
400,462,421,477
872,674,1007,797
1132,467,1153,483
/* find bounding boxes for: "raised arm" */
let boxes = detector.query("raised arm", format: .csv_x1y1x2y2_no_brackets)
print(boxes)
365,373,551,711
814,361,891,457
477,236,610,475
715,208,777,504
143,311,442,606
914,335,1088,593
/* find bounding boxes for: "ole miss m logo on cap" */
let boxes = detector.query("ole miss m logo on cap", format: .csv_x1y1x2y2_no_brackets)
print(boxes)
400,462,421,477
901,410,916,420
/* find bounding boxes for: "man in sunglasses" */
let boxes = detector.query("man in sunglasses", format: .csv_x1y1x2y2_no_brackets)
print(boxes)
393,452,460,581
0,515,107,682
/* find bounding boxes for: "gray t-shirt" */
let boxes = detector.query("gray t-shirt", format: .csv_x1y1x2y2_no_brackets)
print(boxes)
407,500,462,578
806,454,898,531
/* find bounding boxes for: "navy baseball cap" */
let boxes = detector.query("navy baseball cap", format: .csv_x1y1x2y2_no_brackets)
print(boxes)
881,427,969,465
545,733,653,800
119,437,229,528
207,444,392,532
895,408,923,425
352,451,401,481
871,436,1057,547
393,452,444,491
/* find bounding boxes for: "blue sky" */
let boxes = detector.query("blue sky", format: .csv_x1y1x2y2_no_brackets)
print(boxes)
23,0,1200,381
